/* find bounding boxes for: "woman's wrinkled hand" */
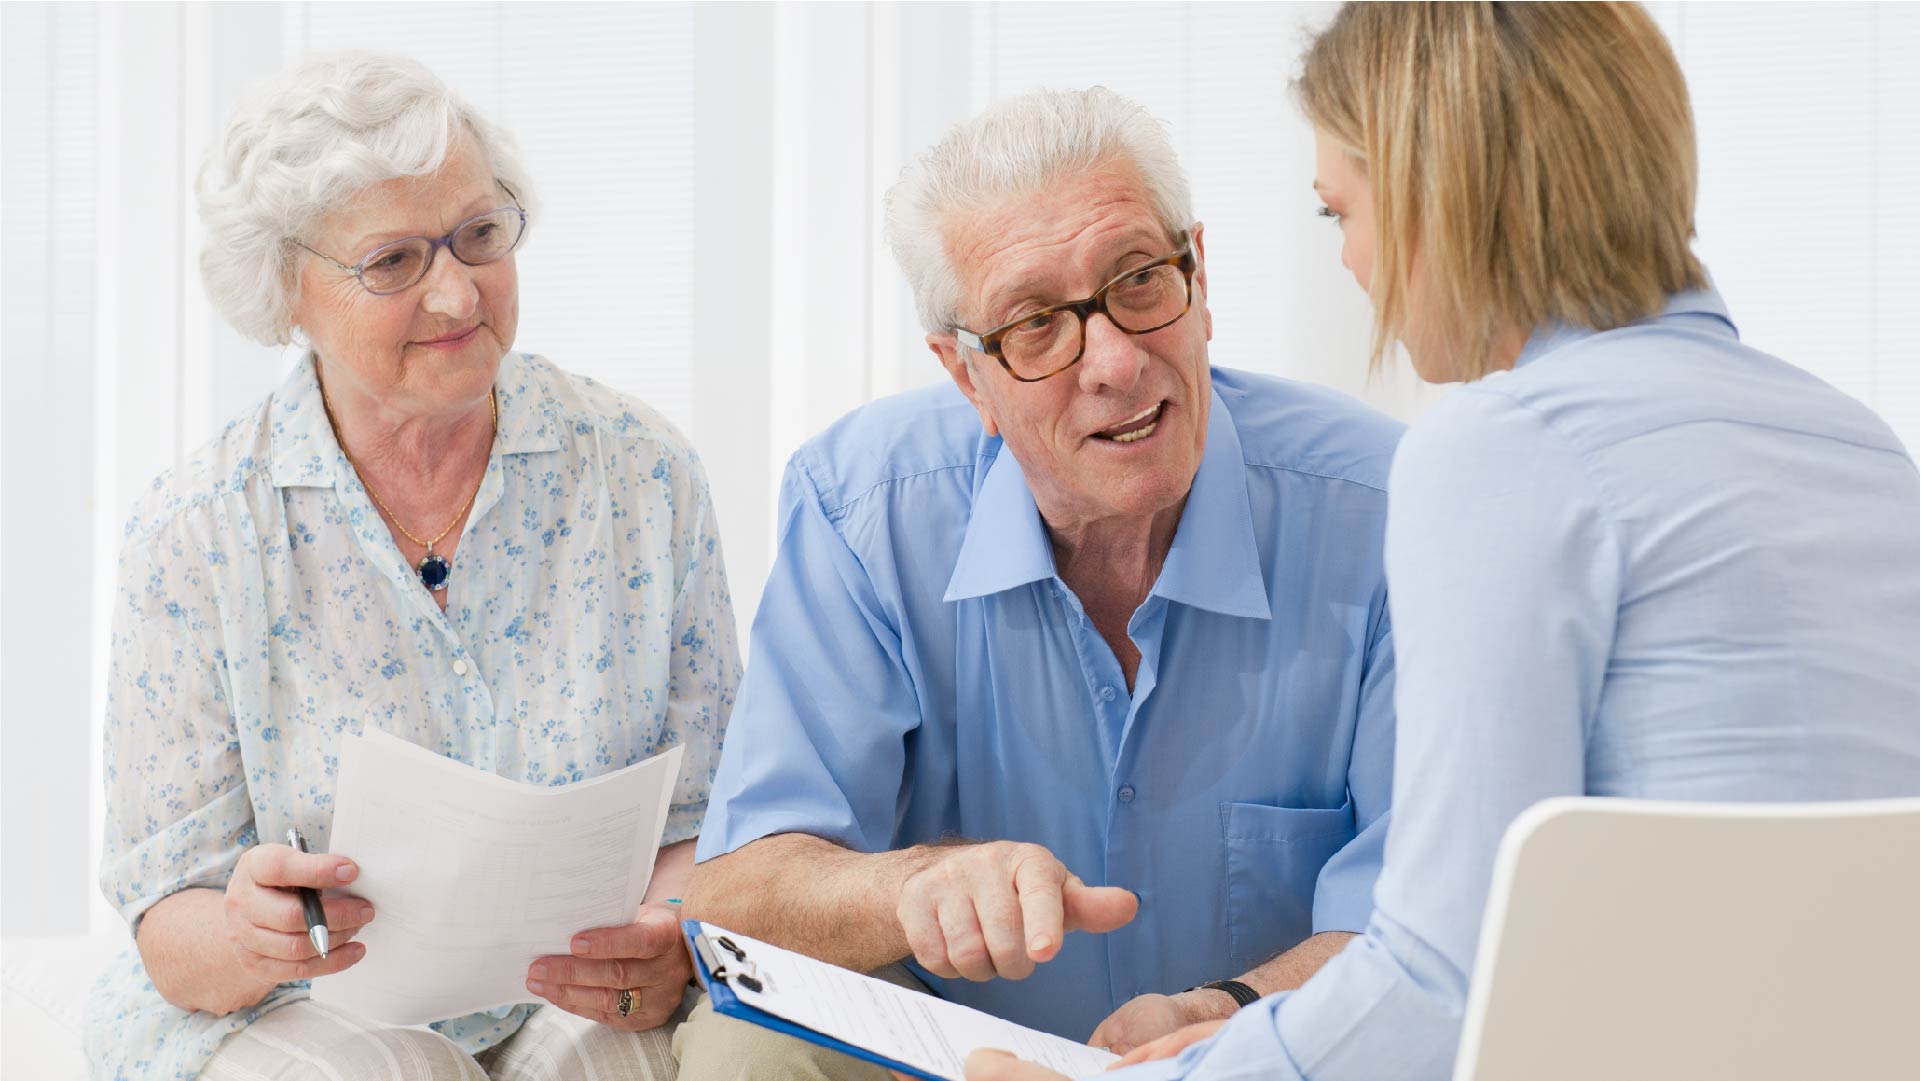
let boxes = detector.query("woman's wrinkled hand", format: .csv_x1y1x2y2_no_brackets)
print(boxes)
527,903,690,1030
222,843,374,992
1109,1019,1228,1069
962,1049,1073,1080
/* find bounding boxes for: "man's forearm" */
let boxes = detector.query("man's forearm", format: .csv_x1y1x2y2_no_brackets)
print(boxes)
1245,930,1358,995
682,833,943,972
1191,931,1360,1018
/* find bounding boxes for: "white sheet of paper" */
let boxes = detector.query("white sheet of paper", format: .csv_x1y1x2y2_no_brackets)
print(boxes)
697,923,1120,1080
312,729,684,1025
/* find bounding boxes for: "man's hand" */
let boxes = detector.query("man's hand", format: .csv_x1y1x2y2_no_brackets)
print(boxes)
896,841,1137,982
1088,989,1232,1055
527,903,689,1030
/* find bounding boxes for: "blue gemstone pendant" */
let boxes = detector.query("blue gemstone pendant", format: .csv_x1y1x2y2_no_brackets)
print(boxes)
417,552,451,591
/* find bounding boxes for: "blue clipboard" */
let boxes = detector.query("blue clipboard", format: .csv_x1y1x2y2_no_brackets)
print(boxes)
682,919,949,1081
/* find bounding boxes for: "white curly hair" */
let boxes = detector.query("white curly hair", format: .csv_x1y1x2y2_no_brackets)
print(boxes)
197,52,537,345
882,86,1194,335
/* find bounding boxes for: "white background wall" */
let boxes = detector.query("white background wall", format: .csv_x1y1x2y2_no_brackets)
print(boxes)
1,0,1915,957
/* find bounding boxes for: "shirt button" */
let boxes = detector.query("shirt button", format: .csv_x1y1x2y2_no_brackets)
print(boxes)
1098,685,1117,702
1117,784,1137,803
451,659,469,676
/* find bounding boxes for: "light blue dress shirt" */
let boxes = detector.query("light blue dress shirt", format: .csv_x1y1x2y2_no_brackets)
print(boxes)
697,367,1404,1040
1115,287,1921,1081
88,350,739,1080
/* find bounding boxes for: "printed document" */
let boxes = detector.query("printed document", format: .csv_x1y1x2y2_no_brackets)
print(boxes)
698,922,1120,1079
313,729,683,1024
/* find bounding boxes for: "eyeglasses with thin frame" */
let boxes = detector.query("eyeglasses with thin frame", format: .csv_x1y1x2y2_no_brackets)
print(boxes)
951,234,1197,383
295,180,527,297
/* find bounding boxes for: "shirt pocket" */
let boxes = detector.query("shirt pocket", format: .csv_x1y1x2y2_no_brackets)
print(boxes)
1218,798,1356,971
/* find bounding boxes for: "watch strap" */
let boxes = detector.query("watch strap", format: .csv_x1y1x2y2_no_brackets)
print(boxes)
1194,978,1261,1009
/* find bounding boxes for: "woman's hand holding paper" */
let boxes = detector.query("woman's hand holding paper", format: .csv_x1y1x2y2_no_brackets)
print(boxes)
526,902,690,1030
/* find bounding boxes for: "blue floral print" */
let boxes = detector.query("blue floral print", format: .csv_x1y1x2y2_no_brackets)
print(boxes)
85,349,739,1080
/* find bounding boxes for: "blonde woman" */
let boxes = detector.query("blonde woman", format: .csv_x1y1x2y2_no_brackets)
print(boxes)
966,4,1919,1080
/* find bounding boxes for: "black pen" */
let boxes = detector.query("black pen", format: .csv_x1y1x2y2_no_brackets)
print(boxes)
286,827,330,958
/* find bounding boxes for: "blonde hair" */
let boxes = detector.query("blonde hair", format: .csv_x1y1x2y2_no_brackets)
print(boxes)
1297,2,1707,376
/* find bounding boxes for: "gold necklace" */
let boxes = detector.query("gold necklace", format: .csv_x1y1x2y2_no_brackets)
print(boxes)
318,379,497,593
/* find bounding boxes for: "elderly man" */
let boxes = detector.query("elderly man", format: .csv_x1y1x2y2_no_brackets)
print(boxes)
676,87,1401,1077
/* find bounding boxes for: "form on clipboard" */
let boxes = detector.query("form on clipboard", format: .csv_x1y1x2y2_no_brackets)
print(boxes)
683,921,1120,1081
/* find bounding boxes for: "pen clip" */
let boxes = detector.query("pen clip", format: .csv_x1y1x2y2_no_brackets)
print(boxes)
286,827,308,854
693,933,725,982
693,933,766,993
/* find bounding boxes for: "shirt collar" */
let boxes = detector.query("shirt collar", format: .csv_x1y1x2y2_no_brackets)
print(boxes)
490,352,565,456
942,440,1056,602
1152,389,1272,620
944,386,1273,621
267,347,342,489
268,348,562,489
1516,283,1737,369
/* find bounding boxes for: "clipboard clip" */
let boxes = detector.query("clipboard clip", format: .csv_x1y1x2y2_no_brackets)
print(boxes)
694,932,767,993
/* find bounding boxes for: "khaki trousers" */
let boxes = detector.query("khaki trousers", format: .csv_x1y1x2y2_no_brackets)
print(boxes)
201,992,696,1081
671,963,929,1081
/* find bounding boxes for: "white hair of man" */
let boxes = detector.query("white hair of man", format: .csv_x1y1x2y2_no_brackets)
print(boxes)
197,52,538,345
883,86,1195,336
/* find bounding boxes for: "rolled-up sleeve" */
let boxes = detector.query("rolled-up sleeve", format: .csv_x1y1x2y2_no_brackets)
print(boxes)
694,453,922,861
659,450,742,846
1112,387,1616,1080
99,524,253,933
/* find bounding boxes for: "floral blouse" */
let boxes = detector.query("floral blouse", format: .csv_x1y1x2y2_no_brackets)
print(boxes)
85,349,739,1079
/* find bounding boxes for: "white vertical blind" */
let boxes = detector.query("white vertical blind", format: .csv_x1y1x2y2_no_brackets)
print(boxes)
689,4,777,639
767,3,885,492
1,1,98,936
1871,6,1921,449
1654,0,1920,454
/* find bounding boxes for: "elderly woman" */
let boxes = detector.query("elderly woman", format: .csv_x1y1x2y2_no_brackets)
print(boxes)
85,53,737,1081
969,4,1919,1081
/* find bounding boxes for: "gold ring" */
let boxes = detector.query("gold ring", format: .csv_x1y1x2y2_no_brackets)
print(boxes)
617,988,636,1017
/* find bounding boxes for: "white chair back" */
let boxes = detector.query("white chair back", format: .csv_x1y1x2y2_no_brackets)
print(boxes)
1454,797,1919,1081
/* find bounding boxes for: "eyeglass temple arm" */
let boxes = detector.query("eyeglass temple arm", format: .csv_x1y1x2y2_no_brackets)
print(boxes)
294,240,355,273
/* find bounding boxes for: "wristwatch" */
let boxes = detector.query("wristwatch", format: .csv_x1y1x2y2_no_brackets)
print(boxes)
1189,978,1261,1009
